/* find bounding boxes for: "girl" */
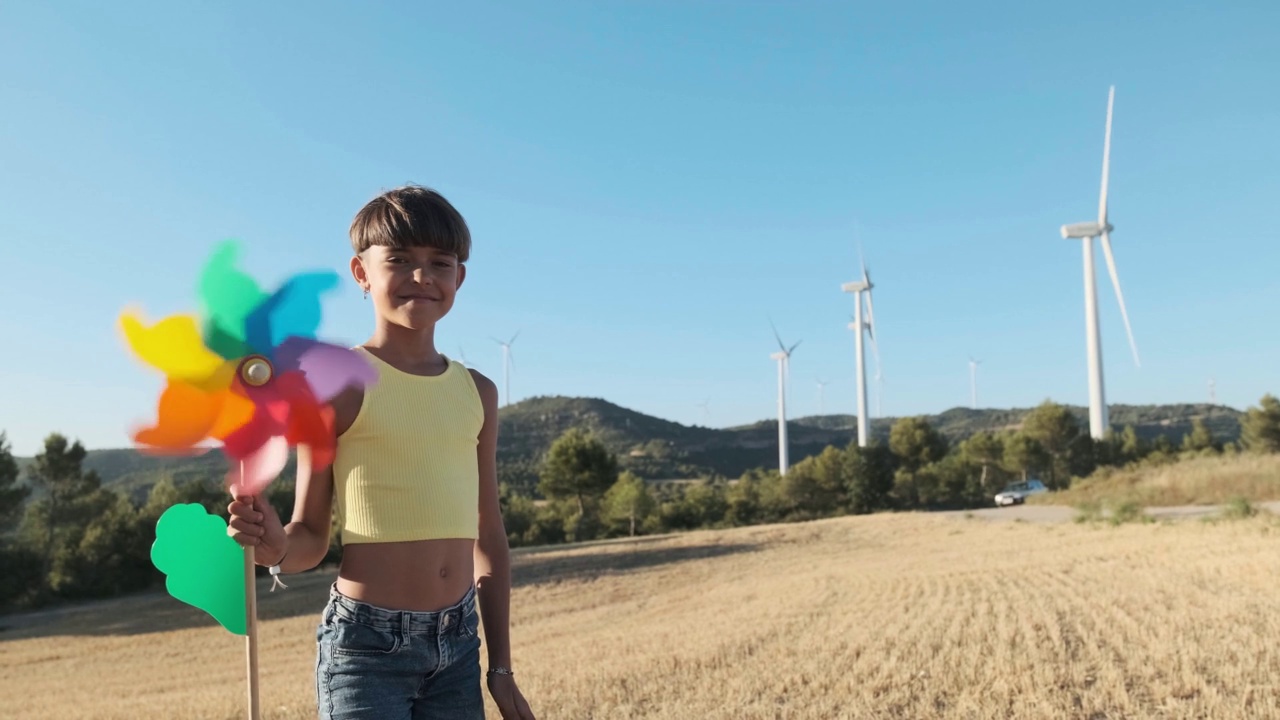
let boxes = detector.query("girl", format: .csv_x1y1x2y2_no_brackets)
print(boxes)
229,185,536,720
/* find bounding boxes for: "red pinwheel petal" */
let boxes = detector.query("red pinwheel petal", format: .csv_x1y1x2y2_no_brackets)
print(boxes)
277,371,337,471
221,404,284,462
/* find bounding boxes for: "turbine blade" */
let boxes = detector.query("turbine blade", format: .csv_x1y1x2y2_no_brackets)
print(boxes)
769,318,785,351
856,229,867,281
788,339,802,354
865,289,877,333
509,330,521,345
1098,85,1114,227
1100,230,1140,367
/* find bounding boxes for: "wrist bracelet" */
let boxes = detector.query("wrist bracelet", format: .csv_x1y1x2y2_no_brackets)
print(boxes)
487,666,514,677
268,552,288,592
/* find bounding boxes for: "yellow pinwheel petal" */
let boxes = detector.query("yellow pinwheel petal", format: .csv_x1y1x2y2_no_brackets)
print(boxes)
119,311,227,386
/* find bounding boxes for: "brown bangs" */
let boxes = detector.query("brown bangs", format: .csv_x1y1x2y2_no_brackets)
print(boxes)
349,184,471,262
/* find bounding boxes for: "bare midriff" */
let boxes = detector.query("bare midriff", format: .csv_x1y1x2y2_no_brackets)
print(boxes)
335,538,475,612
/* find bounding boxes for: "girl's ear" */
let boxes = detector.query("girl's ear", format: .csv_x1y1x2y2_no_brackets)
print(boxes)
350,254,368,291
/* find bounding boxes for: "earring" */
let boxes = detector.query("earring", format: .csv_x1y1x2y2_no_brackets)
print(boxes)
363,288,369,300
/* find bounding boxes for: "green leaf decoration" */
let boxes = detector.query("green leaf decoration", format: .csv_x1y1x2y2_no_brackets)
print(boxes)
150,503,246,636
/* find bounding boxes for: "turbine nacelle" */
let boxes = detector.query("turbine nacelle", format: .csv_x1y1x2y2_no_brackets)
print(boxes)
1060,221,1113,239
841,280,871,293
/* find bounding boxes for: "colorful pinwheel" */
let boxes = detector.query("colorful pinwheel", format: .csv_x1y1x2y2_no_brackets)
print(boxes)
119,240,375,494
121,239,375,719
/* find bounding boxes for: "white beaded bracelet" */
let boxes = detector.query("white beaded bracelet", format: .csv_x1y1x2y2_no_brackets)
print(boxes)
268,560,288,592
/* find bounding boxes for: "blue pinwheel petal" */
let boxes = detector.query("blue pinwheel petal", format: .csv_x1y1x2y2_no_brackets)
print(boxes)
243,271,340,357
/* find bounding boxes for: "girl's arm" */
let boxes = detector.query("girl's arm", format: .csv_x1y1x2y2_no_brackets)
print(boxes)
229,386,360,572
470,369,536,720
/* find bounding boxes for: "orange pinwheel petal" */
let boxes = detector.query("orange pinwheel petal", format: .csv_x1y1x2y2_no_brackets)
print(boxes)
209,389,256,441
133,381,222,452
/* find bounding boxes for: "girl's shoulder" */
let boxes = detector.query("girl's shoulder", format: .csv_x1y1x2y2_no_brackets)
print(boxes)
464,368,498,414
331,385,365,438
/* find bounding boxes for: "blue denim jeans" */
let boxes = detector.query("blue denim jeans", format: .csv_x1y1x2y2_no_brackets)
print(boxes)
316,583,483,720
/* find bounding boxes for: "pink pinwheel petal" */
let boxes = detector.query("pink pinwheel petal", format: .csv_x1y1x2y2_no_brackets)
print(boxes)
227,434,289,496
275,337,376,402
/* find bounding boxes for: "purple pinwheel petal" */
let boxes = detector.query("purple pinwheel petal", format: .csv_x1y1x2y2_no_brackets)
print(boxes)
275,337,376,403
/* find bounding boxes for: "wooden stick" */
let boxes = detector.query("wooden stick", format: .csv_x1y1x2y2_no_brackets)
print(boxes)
245,544,261,720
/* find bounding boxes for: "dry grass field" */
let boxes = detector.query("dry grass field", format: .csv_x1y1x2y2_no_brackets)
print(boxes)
1032,452,1280,508
4,509,1280,719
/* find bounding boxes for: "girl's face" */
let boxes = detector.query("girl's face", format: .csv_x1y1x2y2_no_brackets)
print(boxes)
351,245,466,330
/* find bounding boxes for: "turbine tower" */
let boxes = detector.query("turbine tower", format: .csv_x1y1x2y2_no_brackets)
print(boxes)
968,357,981,410
769,323,801,475
816,378,829,416
491,331,520,407
1059,85,1141,440
841,256,878,447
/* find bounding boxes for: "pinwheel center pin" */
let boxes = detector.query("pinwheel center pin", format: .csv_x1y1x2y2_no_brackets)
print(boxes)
239,355,274,387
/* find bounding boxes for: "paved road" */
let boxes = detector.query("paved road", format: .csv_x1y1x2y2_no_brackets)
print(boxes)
940,501,1280,524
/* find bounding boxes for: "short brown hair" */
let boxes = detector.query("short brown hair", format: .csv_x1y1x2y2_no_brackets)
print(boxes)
349,184,471,261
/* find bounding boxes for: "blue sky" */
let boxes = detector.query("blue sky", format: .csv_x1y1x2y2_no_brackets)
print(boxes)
1,2,1277,456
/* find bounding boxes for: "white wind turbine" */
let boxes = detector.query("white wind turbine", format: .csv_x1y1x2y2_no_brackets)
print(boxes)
816,378,829,416
968,357,981,410
697,398,711,425
841,255,879,447
457,346,471,368
490,331,520,407
769,323,801,475
1059,86,1141,439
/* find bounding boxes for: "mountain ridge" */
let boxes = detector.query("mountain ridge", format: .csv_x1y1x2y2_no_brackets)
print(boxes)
15,396,1244,496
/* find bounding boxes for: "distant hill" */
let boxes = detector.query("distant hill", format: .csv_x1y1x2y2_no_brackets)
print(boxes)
15,398,1244,497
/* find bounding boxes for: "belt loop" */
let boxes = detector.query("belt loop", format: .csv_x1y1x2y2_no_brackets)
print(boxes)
401,612,410,647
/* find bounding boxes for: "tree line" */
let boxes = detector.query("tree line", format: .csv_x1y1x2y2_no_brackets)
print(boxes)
2,394,1278,612
500,394,1280,545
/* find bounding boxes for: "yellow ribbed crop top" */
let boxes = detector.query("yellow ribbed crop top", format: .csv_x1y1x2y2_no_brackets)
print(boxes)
332,348,483,544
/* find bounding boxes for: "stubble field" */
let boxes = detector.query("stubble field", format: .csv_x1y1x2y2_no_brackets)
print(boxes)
4,510,1279,719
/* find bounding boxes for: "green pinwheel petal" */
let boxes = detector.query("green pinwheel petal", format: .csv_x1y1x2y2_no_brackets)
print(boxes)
199,240,267,360
150,503,246,636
